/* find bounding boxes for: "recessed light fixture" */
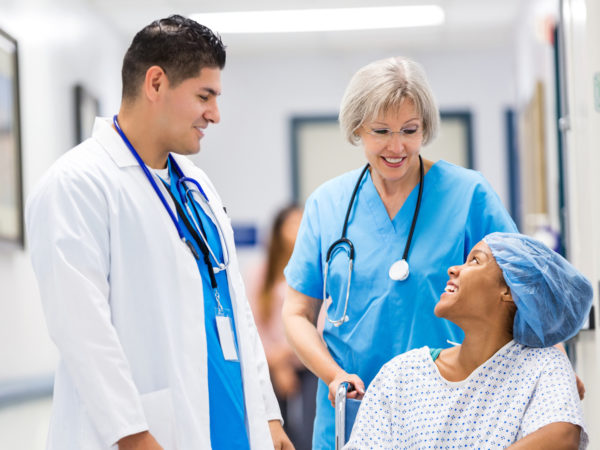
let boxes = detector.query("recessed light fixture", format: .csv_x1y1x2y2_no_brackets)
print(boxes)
190,5,445,34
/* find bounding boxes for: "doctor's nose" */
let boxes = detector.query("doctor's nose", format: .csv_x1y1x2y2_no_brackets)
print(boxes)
205,102,221,124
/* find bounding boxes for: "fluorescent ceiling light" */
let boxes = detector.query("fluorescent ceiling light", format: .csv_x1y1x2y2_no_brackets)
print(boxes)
190,5,445,34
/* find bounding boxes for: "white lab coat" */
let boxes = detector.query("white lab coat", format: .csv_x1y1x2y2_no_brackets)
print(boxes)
26,118,281,449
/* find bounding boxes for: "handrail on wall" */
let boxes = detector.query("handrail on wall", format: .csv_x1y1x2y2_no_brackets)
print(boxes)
0,375,53,408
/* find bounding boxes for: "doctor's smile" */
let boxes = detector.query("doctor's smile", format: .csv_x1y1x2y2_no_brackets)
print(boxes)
193,126,205,139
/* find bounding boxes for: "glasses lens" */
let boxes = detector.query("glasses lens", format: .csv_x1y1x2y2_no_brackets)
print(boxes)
366,125,421,142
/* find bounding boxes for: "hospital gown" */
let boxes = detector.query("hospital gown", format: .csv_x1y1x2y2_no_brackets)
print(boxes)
344,341,588,449
285,160,517,448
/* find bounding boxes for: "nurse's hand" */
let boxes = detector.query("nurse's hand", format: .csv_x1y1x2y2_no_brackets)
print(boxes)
327,371,365,406
575,374,585,400
118,431,163,450
269,419,295,449
554,343,585,400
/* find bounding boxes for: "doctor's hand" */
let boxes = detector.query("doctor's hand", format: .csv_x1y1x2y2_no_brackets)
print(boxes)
327,370,365,407
268,419,295,450
118,431,163,450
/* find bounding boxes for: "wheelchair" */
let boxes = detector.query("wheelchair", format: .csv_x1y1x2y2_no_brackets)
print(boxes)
334,382,362,449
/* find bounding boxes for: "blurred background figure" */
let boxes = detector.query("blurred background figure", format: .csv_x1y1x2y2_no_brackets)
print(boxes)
247,205,317,450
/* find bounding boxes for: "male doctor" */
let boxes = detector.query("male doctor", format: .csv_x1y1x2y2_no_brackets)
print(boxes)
26,15,292,450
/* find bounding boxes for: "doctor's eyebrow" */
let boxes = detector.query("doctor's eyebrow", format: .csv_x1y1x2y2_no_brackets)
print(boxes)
200,88,221,97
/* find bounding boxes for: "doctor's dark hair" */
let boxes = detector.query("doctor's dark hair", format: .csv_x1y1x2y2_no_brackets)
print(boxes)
339,56,439,146
121,15,226,100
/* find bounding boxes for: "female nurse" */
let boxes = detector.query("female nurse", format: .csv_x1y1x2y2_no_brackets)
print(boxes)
282,56,518,449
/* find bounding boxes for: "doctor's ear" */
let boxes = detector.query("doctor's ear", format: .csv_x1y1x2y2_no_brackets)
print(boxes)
143,65,168,101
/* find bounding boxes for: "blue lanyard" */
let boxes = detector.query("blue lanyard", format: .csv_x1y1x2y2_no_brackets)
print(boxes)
112,115,199,258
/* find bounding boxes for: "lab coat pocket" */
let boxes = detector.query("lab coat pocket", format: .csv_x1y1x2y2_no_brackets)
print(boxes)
140,388,177,450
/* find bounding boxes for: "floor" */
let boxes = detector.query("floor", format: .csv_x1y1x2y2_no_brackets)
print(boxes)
0,397,52,449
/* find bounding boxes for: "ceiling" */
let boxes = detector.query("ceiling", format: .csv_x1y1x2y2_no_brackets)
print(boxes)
83,0,528,54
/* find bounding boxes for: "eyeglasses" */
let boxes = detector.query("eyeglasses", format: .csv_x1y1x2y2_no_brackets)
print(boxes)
364,124,422,143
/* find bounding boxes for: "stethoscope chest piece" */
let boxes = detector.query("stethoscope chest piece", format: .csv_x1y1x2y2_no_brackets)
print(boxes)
389,259,409,281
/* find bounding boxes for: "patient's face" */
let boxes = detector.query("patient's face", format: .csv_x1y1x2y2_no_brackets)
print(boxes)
435,241,506,322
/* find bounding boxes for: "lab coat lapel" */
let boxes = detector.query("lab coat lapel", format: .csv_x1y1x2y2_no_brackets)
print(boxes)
92,117,140,168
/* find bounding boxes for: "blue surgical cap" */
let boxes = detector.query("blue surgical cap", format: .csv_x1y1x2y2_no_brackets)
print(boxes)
483,232,593,347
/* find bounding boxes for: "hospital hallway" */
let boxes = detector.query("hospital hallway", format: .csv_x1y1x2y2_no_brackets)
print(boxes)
1,0,600,448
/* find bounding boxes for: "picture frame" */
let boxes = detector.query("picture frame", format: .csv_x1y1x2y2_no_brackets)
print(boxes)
0,28,24,247
291,111,474,204
74,84,100,145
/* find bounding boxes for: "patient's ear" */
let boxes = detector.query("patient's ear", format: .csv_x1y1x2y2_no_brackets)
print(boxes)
500,286,513,304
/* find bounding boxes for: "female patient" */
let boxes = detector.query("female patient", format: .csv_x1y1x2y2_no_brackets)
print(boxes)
345,232,592,449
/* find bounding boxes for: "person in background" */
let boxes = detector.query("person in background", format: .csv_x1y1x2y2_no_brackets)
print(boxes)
282,56,520,449
26,15,291,450
248,205,317,450
345,232,591,449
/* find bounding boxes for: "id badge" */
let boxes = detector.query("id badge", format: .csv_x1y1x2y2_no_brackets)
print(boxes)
215,310,239,361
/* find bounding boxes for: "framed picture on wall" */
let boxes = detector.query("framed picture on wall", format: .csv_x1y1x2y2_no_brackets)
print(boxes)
291,111,474,204
422,111,473,169
291,115,365,204
0,28,24,247
74,84,100,145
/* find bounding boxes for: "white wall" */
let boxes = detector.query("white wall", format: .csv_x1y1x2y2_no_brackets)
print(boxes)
0,4,124,382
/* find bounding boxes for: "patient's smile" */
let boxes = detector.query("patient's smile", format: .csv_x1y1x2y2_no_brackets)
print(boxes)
444,282,458,294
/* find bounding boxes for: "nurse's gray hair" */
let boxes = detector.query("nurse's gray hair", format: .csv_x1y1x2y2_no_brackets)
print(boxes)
339,56,439,146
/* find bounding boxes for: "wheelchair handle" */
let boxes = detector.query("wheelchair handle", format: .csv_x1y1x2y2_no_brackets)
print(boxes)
335,382,350,449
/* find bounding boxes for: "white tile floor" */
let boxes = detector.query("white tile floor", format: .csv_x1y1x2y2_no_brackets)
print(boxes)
0,397,52,450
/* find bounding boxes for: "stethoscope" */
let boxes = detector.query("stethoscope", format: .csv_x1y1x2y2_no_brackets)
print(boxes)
324,155,424,326
112,115,230,308
175,175,230,274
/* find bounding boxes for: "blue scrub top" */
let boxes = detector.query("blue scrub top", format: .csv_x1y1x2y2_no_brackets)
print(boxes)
165,159,250,450
284,160,517,449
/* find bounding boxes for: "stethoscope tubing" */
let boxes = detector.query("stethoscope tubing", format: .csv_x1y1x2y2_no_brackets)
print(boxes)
401,155,424,261
180,183,229,273
324,156,424,326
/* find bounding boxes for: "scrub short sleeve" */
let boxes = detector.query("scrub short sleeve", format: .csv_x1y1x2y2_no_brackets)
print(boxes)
284,194,324,300
518,351,588,448
464,175,518,258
